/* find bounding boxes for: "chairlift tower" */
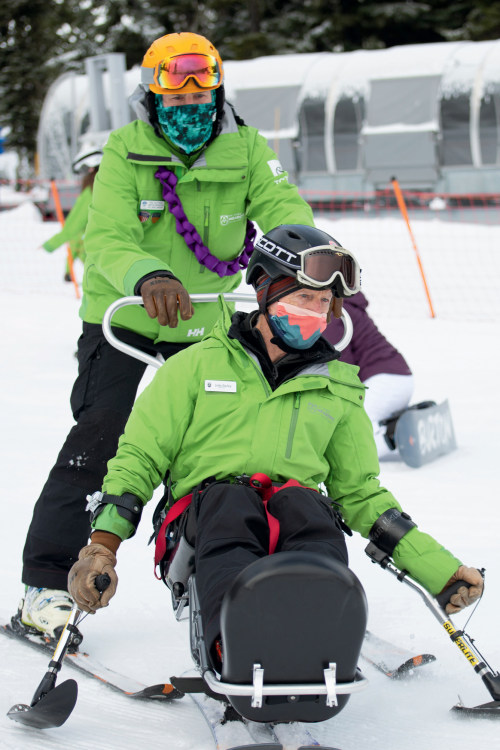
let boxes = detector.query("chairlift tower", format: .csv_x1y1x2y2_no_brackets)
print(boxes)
84,53,129,140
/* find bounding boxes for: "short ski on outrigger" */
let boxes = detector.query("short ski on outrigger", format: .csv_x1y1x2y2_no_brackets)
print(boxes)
366,541,500,717
6,601,81,729
6,575,182,729
2,615,182,702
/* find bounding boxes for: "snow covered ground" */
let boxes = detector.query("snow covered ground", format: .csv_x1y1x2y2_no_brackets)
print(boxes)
1,201,499,749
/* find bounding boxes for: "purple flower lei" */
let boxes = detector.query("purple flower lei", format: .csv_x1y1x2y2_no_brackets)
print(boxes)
155,166,256,278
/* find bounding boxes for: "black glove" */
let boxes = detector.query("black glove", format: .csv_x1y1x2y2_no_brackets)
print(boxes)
140,276,194,328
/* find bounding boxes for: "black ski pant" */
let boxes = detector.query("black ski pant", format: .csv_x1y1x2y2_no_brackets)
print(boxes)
194,482,349,660
22,322,188,590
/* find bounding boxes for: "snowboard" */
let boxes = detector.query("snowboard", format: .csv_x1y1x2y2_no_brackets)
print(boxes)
394,400,456,468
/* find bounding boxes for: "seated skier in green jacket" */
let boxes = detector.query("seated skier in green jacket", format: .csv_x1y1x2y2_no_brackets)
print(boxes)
67,224,483,665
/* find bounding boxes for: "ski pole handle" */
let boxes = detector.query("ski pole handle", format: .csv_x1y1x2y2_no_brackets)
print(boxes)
435,579,471,610
95,573,111,593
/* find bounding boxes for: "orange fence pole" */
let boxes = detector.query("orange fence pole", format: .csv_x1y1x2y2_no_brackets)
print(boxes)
391,177,435,318
49,179,80,299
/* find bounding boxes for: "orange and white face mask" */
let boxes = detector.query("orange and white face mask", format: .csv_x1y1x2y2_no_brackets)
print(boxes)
268,302,327,349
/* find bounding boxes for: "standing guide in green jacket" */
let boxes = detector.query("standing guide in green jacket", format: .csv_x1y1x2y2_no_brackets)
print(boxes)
67,225,483,668
42,147,103,281
16,32,315,643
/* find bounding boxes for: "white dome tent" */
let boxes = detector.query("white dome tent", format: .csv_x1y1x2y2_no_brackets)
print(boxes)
36,40,500,196
37,53,131,181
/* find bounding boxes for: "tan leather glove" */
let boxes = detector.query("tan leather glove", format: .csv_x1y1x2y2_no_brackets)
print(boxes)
68,542,118,613
441,565,484,614
140,276,194,328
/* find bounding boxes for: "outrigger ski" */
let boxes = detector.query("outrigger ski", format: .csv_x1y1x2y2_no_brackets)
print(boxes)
1,616,182,702
6,604,85,729
8,679,78,730
452,698,500,718
366,542,500,718
5,575,182,730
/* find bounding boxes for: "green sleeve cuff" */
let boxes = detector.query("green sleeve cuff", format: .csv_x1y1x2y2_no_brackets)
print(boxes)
123,259,175,296
91,504,136,541
43,237,61,253
393,526,461,595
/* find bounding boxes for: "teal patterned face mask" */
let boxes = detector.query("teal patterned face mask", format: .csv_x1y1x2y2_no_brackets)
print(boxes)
155,92,216,153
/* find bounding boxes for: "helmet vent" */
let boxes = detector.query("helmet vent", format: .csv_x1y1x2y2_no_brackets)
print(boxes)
286,230,302,240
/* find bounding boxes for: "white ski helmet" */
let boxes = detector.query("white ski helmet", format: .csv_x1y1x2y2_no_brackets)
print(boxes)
72,145,103,174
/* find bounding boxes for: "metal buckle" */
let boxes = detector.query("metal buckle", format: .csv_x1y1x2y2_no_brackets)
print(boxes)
234,474,251,486
85,491,104,514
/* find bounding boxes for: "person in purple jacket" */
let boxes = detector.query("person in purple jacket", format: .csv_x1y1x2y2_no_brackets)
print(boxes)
323,291,413,458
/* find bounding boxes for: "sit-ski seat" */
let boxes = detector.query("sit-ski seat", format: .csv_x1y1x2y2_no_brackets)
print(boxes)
218,551,368,723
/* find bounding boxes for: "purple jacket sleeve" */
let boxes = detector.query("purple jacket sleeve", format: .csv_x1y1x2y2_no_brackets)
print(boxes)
323,292,412,382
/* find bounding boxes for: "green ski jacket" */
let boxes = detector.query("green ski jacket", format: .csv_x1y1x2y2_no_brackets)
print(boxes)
43,186,92,258
95,298,461,596
81,96,314,344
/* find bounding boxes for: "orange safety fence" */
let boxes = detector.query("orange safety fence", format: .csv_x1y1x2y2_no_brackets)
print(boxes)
1,178,500,320
301,188,500,321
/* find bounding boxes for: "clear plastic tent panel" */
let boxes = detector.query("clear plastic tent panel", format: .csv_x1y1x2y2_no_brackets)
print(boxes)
367,76,441,126
480,91,500,165
298,97,326,172
233,86,301,132
440,94,473,165
333,98,365,171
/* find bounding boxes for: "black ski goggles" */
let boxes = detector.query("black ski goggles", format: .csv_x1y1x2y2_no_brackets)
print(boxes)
254,237,361,296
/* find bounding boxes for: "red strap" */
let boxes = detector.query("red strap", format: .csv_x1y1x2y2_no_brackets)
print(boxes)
263,499,280,555
249,474,310,555
154,476,316,576
248,474,279,553
154,493,192,578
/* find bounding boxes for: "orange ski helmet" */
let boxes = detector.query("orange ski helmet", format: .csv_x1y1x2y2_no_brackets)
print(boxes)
141,32,224,95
